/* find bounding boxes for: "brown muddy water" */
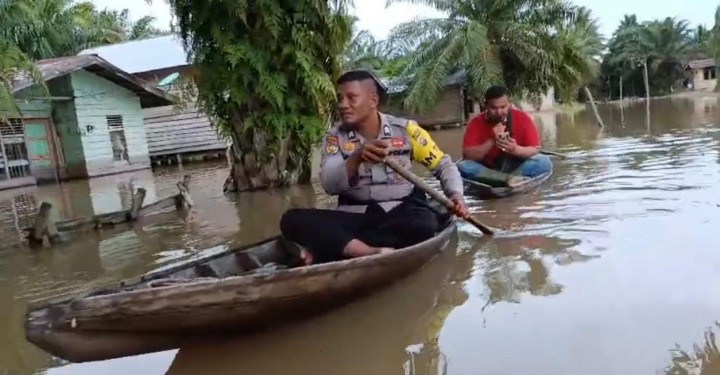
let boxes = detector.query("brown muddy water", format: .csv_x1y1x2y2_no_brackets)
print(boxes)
2,96,720,375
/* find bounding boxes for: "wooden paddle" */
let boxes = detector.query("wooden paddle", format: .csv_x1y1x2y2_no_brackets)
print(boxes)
383,158,495,236
540,149,567,158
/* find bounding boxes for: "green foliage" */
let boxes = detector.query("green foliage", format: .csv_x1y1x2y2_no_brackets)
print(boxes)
384,0,597,113
0,0,168,60
168,0,352,181
0,0,169,119
551,7,604,102
0,40,45,119
601,12,716,98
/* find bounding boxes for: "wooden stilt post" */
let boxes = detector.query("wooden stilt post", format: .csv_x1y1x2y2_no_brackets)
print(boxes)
28,202,59,246
584,87,605,128
174,174,194,210
129,188,147,220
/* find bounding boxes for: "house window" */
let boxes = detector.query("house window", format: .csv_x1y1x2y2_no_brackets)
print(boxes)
0,118,31,179
107,115,129,162
703,68,716,80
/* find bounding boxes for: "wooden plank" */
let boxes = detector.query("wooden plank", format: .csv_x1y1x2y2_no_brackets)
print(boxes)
145,117,212,128
143,106,204,119
145,122,216,134
148,134,225,146
0,131,8,179
151,144,228,157
144,111,207,123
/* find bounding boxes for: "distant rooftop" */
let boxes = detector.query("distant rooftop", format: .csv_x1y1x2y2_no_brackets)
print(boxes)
78,34,189,74
11,55,174,108
380,69,467,94
686,58,716,70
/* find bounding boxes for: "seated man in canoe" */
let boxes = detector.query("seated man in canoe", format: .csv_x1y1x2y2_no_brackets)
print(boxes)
458,85,552,187
280,69,469,265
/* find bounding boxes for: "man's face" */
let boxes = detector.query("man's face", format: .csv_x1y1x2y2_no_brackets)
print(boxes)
485,95,510,124
338,80,378,126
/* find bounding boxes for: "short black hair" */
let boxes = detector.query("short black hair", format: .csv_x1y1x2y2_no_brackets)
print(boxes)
484,85,511,102
337,68,388,102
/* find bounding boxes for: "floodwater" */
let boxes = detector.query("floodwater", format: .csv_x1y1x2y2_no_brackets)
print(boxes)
2,95,720,375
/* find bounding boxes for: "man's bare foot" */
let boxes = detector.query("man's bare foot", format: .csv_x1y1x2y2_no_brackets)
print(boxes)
299,249,313,265
378,247,395,255
344,239,395,258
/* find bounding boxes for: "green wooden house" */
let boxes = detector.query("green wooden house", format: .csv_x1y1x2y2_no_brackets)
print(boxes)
1,55,174,190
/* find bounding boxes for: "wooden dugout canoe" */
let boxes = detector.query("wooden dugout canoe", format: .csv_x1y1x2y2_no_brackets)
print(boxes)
458,159,553,200
24,204,457,363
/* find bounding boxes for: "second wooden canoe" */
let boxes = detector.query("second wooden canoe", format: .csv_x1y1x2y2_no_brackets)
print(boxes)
459,160,553,200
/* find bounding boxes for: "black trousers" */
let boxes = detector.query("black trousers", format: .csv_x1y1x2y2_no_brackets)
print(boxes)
280,199,440,264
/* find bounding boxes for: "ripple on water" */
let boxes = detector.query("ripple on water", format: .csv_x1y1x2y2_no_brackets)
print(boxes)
5,110,720,375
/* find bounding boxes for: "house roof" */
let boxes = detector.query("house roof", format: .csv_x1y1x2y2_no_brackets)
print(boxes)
11,54,175,108
78,34,189,74
685,58,715,70
381,69,467,94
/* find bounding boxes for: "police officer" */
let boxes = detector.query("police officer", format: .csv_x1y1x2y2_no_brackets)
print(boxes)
280,69,468,265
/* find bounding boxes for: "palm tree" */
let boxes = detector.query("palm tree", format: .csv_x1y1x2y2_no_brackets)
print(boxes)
385,0,580,113
166,0,354,191
704,6,720,91
0,0,170,121
551,6,605,126
341,17,389,70
606,15,694,99
609,20,652,101
603,15,640,99
642,18,693,93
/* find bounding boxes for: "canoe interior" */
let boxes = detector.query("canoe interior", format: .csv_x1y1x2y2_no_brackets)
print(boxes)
462,169,552,199
26,198,454,310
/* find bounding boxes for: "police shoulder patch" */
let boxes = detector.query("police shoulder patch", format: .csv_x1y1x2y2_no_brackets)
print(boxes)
324,135,339,154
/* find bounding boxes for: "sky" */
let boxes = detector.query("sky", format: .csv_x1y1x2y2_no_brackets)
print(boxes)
90,0,718,40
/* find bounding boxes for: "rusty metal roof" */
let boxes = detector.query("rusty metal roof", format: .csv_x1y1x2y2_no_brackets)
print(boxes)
10,54,175,108
685,58,716,70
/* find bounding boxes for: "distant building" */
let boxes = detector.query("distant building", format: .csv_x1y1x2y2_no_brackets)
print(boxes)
684,58,717,92
1,55,173,190
380,69,555,129
79,35,229,163
380,70,470,129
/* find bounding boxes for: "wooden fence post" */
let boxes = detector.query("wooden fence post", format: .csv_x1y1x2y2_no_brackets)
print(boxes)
129,188,147,220
174,174,194,210
28,202,59,246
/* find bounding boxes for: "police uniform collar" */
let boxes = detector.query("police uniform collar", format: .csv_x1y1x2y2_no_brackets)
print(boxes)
379,113,393,138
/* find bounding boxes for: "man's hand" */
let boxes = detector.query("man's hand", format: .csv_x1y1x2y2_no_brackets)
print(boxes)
492,123,506,138
450,194,469,218
358,140,389,163
496,136,518,154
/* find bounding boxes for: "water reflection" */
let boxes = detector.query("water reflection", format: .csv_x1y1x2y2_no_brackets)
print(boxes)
2,96,720,375
662,321,720,375
162,235,487,375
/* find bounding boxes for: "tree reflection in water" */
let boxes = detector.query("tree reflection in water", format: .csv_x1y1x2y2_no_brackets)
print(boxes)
402,234,489,375
662,321,720,375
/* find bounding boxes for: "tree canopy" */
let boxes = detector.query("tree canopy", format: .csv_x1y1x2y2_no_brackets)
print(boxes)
167,0,353,191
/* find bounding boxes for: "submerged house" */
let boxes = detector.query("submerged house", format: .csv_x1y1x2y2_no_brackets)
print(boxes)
1,54,174,190
79,35,230,162
684,58,717,91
